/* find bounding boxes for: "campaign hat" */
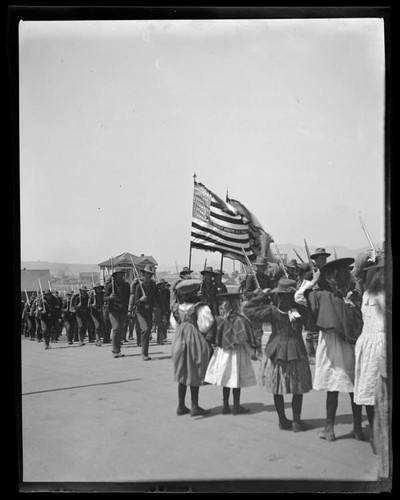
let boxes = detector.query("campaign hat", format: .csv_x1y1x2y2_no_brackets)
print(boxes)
200,266,216,276
79,285,89,291
180,266,193,275
310,247,331,259
285,259,298,269
141,264,155,275
93,281,104,289
253,255,268,266
112,267,126,275
269,278,298,294
320,257,355,273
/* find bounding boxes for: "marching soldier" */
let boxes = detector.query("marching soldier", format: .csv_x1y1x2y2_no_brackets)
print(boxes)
128,276,142,346
133,265,161,361
214,269,228,294
62,290,76,345
89,281,105,346
25,293,37,341
51,290,63,342
102,275,112,343
104,267,130,358
32,293,43,342
156,279,171,344
38,289,58,349
200,266,219,316
71,285,90,346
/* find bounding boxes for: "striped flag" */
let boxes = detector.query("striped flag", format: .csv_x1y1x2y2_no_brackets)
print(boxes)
226,195,274,260
191,181,253,261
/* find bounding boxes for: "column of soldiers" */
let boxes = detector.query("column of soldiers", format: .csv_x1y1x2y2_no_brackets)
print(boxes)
21,266,172,353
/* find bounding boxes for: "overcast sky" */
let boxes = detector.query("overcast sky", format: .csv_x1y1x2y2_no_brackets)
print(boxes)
19,17,386,267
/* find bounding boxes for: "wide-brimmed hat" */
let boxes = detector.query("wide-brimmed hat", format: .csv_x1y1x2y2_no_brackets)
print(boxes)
269,278,298,294
141,264,155,275
79,285,89,291
310,248,331,259
214,269,225,275
320,257,355,273
180,266,193,275
363,254,385,271
175,278,202,297
253,255,268,266
112,266,126,275
200,266,216,276
285,259,298,269
216,292,242,300
93,281,104,289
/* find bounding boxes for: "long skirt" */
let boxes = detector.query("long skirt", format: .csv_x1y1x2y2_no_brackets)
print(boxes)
259,355,313,395
313,330,355,392
172,322,211,386
204,344,257,388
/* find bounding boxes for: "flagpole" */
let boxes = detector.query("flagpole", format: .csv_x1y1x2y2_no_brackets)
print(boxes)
188,173,197,270
220,253,224,273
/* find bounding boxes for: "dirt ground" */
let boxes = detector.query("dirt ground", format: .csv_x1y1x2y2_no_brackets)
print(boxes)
17,329,389,493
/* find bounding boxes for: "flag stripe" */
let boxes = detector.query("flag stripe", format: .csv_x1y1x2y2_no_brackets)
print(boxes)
192,220,250,243
191,231,250,253
191,240,252,257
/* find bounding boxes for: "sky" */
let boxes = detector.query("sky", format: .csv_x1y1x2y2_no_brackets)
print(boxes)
18,17,386,267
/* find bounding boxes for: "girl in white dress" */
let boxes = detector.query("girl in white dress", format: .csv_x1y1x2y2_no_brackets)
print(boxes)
205,292,257,415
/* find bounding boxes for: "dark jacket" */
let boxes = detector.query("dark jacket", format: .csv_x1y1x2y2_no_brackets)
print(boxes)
104,280,130,313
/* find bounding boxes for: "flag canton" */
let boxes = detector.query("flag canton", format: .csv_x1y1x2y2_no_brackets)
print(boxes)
192,184,211,222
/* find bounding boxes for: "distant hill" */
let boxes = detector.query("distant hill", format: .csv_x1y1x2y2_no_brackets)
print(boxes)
21,242,383,277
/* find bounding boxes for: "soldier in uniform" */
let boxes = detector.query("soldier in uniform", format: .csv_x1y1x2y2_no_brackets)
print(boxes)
104,267,130,358
171,266,193,302
32,293,43,342
200,266,219,316
133,265,161,361
128,276,142,346
156,279,171,344
25,293,37,341
71,285,90,346
89,281,105,346
102,275,112,343
214,269,228,294
62,290,76,345
51,290,63,342
38,289,58,349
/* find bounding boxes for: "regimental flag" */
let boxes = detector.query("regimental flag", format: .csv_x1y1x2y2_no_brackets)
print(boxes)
226,194,274,261
191,182,253,261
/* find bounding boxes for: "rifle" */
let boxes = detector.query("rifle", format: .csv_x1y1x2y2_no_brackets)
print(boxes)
359,216,376,262
333,247,338,259
304,239,315,272
274,243,289,278
293,248,305,263
241,247,260,289
110,257,115,294
38,279,46,313
24,289,29,303
129,255,147,298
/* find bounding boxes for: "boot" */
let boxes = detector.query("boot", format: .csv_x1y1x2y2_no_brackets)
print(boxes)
222,400,231,414
318,419,336,441
351,424,365,441
176,400,190,416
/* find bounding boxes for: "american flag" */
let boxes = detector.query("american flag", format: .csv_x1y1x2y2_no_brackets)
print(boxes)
191,182,253,261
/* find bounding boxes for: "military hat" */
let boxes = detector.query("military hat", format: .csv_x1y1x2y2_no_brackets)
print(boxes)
320,257,355,273
180,266,193,275
285,259,298,269
79,285,89,291
253,255,268,266
269,278,298,294
200,266,216,276
112,267,126,275
141,264,155,275
310,247,331,259
66,290,73,295
93,281,104,289
214,269,225,275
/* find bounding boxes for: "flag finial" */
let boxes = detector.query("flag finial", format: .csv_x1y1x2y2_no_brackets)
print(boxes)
193,173,197,183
